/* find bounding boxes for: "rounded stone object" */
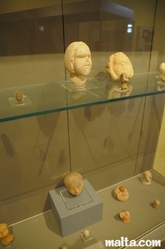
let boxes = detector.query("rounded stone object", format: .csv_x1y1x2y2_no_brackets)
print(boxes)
83,229,90,238
60,246,67,249
106,52,134,90
113,185,129,201
64,171,83,196
119,210,130,223
152,199,160,208
159,62,165,74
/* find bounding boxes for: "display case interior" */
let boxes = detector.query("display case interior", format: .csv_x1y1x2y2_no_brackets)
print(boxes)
0,0,165,247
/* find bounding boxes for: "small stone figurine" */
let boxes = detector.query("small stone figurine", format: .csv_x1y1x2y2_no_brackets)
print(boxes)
64,41,92,87
119,210,130,223
0,223,14,246
152,199,160,209
83,229,90,238
106,52,134,90
113,185,129,201
60,246,67,249
14,90,24,103
159,62,165,83
141,171,152,185
64,171,83,196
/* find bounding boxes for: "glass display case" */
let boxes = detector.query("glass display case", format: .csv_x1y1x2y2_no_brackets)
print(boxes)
0,0,165,248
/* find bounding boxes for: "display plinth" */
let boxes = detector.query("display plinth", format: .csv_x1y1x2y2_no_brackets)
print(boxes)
49,179,103,237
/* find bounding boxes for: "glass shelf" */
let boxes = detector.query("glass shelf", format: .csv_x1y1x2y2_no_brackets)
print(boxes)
0,71,164,122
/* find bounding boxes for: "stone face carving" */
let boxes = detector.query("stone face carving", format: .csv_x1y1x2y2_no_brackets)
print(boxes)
14,90,24,103
119,210,130,223
0,223,14,246
152,199,160,208
141,171,152,185
64,171,83,196
113,185,129,201
106,52,134,90
64,41,92,86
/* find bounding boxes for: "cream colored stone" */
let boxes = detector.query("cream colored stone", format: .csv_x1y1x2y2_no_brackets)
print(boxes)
159,62,165,74
64,171,83,196
106,52,134,90
14,90,24,103
83,229,90,238
113,185,129,201
152,199,160,208
64,41,92,86
60,246,67,249
119,210,130,223
141,171,152,185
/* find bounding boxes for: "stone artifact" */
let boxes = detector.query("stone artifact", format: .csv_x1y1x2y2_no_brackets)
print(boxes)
0,223,14,246
106,52,134,90
159,63,165,83
60,246,67,249
141,171,152,185
64,171,83,196
14,90,24,103
64,41,92,87
152,199,160,208
113,185,129,201
159,62,165,74
83,229,90,238
119,210,130,223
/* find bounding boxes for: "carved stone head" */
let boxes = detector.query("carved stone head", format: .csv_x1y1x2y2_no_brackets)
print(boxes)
64,41,92,85
64,171,83,196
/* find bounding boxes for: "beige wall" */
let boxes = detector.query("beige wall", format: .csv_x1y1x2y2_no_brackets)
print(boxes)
0,0,61,15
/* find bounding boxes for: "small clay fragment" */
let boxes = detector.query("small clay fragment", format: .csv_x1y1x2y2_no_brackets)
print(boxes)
113,185,129,201
152,199,160,209
119,186,124,192
119,210,130,223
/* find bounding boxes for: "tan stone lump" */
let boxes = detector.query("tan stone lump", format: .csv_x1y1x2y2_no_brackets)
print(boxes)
119,210,130,223
106,52,134,90
64,171,83,196
113,185,129,201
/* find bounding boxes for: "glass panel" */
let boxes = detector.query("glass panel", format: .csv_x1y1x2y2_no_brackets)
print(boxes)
152,1,165,178
0,72,165,122
135,94,165,174
68,98,144,189
0,111,70,202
